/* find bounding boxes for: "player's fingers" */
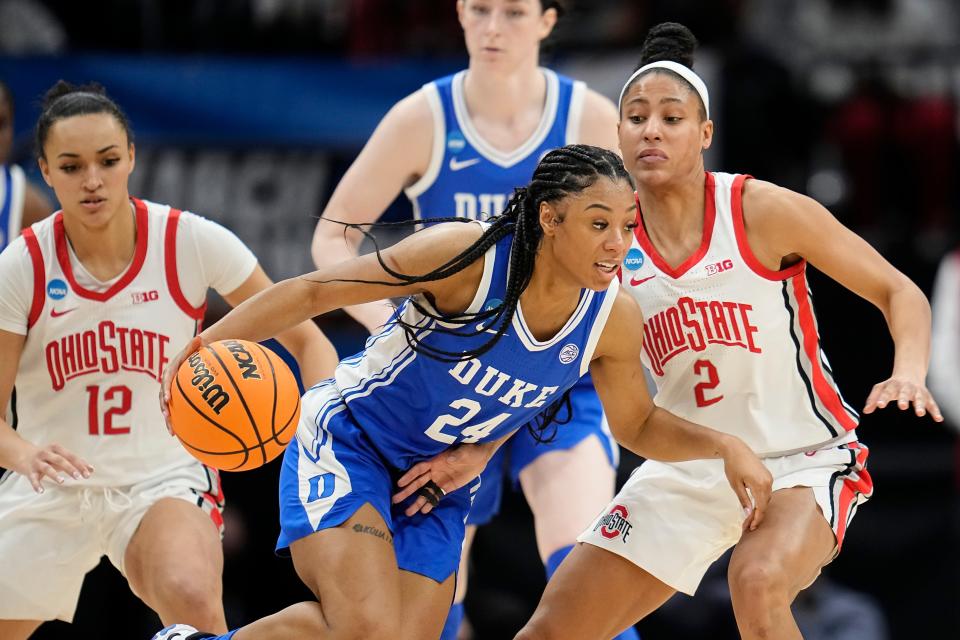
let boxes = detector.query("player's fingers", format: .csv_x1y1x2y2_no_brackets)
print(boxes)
49,445,94,477
912,390,927,417
397,462,431,488
36,460,64,485
747,480,770,531
404,496,431,517
393,476,430,504
927,396,944,422
862,383,884,413
731,480,750,514
896,384,915,410
28,471,44,494
44,452,84,480
873,383,896,409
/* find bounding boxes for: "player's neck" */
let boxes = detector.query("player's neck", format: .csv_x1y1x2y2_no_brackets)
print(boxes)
636,173,708,262
61,200,138,281
463,63,545,122
520,255,582,341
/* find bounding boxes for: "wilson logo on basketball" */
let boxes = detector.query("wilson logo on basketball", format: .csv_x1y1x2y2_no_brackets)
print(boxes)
224,339,261,379
170,340,302,472
594,504,633,542
186,352,230,415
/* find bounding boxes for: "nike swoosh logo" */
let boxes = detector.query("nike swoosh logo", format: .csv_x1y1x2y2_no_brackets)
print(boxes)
449,157,481,171
476,323,506,336
629,274,656,286
51,307,77,318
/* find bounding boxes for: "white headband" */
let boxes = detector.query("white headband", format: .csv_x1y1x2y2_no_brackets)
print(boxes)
618,60,710,119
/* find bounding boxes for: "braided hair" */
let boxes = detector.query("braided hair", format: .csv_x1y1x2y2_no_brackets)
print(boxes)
321,143,631,439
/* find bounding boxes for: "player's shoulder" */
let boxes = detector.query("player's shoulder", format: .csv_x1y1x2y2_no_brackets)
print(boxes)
592,285,644,360
383,85,437,132
741,177,827,234
0,232,30,267
581,86,618,114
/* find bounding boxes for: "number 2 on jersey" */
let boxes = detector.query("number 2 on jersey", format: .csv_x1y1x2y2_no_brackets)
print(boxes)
425,398,511,444
693,359,723,407
86,384,132,435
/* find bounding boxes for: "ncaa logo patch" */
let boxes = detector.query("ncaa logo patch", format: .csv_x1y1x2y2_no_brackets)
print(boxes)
559,343,579,364
47,278,68,300
594,504,633,542
447,130,466,153
624,248,644,271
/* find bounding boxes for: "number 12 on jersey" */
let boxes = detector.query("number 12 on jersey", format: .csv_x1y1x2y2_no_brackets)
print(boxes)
86,384,132,435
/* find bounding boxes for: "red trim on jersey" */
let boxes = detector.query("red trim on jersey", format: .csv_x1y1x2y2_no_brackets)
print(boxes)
164,208,206,320
23,227,46,329
834,442,872,549
730,175,806,281
791,273,858,431
54,199,149,301
633,171,716,278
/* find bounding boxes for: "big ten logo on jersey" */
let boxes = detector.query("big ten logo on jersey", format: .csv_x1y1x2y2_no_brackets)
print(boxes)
705,259,734,276
642,296,761,376
423,358,561,444
454,193,508,221
131,289,159,305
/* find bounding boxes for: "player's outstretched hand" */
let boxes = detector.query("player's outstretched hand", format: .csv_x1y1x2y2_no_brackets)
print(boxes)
393,444,490,516
720,437,772,532
862,375,943,422
17,442,94,493
159,335,204,435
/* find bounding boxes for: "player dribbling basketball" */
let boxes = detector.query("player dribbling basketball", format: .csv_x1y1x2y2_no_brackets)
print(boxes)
0,81,337,639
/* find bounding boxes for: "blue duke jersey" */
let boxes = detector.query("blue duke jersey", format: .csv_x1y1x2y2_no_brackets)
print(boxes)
0,164,26,251
316,230,618,472
404,69,586,221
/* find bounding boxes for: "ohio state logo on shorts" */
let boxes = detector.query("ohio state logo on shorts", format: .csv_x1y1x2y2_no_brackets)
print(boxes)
594,504,633,542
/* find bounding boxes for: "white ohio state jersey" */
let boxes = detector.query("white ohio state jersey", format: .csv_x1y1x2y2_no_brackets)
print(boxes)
623,172,858,455
9,198,251,485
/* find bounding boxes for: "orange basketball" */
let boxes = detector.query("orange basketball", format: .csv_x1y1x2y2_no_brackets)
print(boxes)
169,339,301,471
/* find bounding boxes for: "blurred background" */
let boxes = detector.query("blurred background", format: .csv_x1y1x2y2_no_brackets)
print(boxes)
1,0,957,638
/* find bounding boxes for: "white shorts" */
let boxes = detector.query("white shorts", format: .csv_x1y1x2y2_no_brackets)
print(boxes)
578,440,872,596
0,462,224,622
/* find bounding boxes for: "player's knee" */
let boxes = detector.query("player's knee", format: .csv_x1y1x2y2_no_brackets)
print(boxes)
728,557,789,601
149,565,221,613
329,605,397,639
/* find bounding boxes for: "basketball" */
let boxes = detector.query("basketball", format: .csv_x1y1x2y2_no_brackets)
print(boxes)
169,339,301,471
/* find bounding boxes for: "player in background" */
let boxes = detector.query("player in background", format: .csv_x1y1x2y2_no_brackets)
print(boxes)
0,81,337,638
153,144,772,640
493,22,941,640
929,246,960,428
308,3,631,636
0,79,54,251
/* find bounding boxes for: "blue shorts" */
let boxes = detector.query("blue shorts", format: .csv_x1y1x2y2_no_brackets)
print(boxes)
467,376,618,526
278,383,480,582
